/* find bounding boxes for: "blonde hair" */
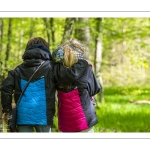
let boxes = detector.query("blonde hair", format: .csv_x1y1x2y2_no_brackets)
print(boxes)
58,43,78,90
64,39,85,52
63,44,78,67
56,39,85,90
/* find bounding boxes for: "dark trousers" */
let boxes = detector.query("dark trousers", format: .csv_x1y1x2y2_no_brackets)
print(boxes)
17,125,51,132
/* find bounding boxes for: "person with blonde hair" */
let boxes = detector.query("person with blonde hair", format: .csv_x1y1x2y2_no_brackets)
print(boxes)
52,39,100,132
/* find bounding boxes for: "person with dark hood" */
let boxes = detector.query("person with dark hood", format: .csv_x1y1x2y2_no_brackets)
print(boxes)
0,37,56,132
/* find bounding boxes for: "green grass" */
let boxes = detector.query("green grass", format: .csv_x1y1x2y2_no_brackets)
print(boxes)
94,86,150,132
95,102,150,132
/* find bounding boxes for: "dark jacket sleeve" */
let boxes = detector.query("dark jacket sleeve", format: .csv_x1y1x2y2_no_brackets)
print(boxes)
0,70,15,113
86,66,101,96
53,60,88,84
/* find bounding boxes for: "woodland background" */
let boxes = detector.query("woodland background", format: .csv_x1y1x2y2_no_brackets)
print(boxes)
1,17,150,132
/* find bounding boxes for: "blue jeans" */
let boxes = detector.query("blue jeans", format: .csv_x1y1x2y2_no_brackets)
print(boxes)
17,125,51,132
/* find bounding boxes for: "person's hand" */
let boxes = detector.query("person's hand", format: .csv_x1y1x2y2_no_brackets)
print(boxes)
2,113,8,124
85,60,93,67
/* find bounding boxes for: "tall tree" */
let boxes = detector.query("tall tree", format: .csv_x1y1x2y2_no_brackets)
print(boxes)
94,18,104,103
18,19,24,61
0,18,4,83
61,18,76,43
29,18,35,38
0,18,3,53
74,18,90,59
43,18,51,46
5,18,12,71
49,18,55,48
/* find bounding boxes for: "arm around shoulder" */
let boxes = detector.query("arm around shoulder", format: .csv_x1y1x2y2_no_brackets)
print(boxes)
53,60,89,84
87,67,101,96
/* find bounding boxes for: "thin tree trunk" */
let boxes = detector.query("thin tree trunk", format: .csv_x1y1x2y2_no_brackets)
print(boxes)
0,18,4,85
18,19,24,61
61,18,76,43
49,18,55,48
74,18,90,59
0,18,3,76
95,18,104,103
0,18,3,53
29,18,34,38
5,18,12,71
43,18,50,46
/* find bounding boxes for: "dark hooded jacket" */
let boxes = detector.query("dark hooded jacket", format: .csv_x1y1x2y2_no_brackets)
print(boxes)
53,60,101,132
0,44,56,125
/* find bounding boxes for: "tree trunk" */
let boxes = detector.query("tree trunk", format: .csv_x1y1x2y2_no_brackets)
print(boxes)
0,18,3,53
74,18,90,59
49,18,55,48
0,18,4,82
29,18,34,38
94,18,104,103
43,18,51,46
18,19,24,61
61,18,76,44
5,18,12,71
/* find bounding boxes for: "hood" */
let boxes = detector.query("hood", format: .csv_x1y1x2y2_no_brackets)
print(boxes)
22,44,52,61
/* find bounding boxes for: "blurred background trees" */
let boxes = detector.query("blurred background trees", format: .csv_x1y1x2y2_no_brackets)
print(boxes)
1,17,150,132
0,17,150,99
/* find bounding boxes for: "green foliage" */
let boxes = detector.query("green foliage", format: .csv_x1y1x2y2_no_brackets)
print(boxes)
1,17,150,87
101,18,150,86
